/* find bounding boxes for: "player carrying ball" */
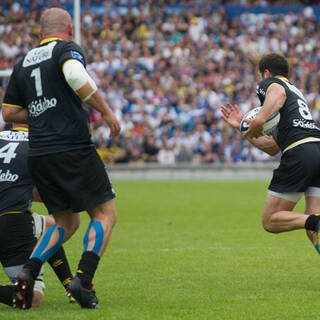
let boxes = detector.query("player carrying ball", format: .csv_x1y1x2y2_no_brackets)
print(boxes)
222,53,320,254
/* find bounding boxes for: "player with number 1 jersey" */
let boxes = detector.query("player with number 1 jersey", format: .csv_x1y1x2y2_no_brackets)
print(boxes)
2,40,91,156
1,7,121,309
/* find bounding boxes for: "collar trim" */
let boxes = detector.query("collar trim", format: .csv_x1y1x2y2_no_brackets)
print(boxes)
12,127,28,132
277,76,289,82
40,37,62,45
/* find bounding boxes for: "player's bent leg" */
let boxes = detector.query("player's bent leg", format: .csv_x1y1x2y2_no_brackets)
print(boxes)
33,212,74,301
304,187,320,252
262,191,306,233
13,210,77,309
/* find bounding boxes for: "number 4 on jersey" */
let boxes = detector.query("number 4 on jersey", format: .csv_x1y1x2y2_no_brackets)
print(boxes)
0,142,19,163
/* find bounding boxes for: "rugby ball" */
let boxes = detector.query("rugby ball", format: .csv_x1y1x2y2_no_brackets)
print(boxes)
240,107,280,135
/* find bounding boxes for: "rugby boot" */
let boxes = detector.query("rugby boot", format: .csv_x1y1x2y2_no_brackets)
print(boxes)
13,268,34,309
65,289,77,304
68,277,100,309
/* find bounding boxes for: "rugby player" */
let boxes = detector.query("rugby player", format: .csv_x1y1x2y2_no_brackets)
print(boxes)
2,7,120,309
0,124,74,308
221,53,320,252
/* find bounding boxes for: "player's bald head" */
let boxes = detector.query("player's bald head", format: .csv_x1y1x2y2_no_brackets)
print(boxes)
40,8,72,37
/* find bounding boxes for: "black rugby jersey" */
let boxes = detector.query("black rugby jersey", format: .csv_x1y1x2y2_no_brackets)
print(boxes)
256,77,320,152
0,129,33,214
3,38,93,156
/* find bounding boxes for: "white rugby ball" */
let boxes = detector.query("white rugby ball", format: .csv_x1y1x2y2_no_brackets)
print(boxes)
240,107,280,135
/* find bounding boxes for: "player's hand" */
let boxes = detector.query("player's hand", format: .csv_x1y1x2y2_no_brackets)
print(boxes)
244,118,264,139
221,103,243,130
104,113,121,137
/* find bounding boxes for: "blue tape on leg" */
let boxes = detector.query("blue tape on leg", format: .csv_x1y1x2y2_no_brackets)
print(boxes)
83,220,104,255
32,225,65,262
315,243,320,255
92,221,104,255
83,220,94,252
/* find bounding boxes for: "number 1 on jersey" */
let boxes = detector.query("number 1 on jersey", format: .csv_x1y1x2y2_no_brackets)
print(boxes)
0,143,19,163
30,67,43,97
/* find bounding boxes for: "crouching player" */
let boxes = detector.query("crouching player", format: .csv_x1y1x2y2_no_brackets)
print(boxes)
0,124,76,308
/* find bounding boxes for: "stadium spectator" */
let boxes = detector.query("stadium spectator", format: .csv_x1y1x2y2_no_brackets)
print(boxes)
0,1,319,164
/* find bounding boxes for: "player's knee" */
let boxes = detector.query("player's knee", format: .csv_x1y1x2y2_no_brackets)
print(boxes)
262,216,279,233
95,202,117,227
44,216,55,230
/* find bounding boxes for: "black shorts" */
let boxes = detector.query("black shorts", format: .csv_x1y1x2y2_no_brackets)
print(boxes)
0,212,36,267
269,142,320,193
28,147,115,214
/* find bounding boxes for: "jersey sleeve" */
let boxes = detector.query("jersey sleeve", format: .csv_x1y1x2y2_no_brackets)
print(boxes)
58,41,86,70
255,78,285,105
3,66,25,109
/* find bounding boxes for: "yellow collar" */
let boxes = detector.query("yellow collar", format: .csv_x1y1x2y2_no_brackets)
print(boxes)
40,37,62,45
12,127,28,132
277,76,289,82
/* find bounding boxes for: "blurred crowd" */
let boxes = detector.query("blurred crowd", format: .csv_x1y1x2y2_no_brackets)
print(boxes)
1,0,320,165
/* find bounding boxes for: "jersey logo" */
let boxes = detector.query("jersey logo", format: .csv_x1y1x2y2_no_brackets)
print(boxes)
0,169,19,182
28,97,57,118
256,86,265,97
71,50,85,64
23,41,57,67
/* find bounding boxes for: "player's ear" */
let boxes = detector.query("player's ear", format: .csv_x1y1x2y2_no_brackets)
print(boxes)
68,24,73,38
264,69,272,78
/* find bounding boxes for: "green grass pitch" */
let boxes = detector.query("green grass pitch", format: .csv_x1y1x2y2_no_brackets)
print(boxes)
0,180,318,320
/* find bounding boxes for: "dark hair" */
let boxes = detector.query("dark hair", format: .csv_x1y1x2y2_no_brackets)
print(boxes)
258,53,289,77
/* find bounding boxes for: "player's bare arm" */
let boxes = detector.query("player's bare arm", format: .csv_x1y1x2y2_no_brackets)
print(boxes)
2,105,28,124
221,102,280,156
85,91,121,138
62,59,121,138
245,83,286,139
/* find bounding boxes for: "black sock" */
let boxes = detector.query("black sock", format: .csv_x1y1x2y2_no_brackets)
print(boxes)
23,257,43,280
48,246,73,289
76,251,100,289
0,285,15,306
305,214,320,231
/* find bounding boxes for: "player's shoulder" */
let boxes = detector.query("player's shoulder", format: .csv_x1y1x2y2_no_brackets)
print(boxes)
256,77,285,97
57,40,85,64
258,77,285,88
57,40,82,51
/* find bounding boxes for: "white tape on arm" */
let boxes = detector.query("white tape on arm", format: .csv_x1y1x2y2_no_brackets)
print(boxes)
62,59,97,101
